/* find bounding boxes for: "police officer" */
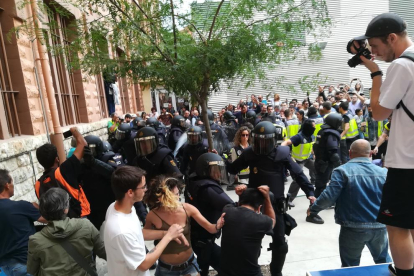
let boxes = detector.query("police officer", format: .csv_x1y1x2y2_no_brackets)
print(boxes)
168,115,186,150
81,135,115,229
282,119,317,207
133,127,182,182
221,111,238,149
186,153,234,276
246,110,260,126
338,101,359,164
307,113,342,224
146,117,168,145
201,110,229,155
226,121,316,276
179,126,208,177
112,122,132,154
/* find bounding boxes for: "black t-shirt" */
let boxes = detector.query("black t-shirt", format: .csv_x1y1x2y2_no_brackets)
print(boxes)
0,199,40,263
342,114,350,124
59,155,82,189
220,204,273,276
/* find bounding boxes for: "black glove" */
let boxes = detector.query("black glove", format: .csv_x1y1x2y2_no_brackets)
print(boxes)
83,146,96,168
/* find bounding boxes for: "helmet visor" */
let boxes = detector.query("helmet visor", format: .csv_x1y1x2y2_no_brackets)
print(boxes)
252,133,276,155
187,132,202,145
209,161,229,184
115,129,126,140
88,144,98,157
134,136,158,156
179,119,186,128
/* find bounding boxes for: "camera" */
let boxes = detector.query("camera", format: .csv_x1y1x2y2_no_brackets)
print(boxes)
347,39,372,68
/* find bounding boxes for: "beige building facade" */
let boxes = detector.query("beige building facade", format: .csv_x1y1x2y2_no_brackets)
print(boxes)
0,0,150,201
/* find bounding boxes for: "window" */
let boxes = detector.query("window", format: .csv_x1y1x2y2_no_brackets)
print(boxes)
45,5,81,126
116,48,131,113
0,18,21,139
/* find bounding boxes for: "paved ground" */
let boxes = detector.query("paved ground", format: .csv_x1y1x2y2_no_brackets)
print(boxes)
97,167,390,276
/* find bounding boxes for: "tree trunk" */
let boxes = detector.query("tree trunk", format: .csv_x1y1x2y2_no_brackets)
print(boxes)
200,86,214,151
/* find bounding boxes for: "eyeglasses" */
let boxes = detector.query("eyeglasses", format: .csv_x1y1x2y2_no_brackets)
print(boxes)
241,134,249,137
136,184,147,190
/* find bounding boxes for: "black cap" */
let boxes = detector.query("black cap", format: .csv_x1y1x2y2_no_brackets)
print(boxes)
355,13,406,40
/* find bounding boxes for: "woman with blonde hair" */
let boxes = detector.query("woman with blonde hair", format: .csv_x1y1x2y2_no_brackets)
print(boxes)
272,93,281,107
144,176,225,276
227,126,251,191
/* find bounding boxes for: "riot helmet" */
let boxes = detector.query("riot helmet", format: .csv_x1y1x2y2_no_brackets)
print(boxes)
252,121,277,155
323,113,343,131
115,123,132,140
171,115,186,128
84,135,104,158
223,111,235,121
102,141,113,153
207,109,214,124
146,117,160,130
195,153,229,184
246,110,257,125
133,117,146,129
134,127,159,156
187,126,203,145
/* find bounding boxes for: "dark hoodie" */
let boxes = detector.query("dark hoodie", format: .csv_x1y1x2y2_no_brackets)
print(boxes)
27,217,106,276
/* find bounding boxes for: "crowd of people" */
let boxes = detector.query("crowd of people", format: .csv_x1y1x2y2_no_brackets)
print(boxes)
0,12,413,276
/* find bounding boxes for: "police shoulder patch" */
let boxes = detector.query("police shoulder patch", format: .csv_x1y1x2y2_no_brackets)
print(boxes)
170,160,177,166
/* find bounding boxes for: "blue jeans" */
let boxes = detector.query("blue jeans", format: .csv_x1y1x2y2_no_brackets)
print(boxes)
339,227,392,267
0,259,31,276
155,254,200,276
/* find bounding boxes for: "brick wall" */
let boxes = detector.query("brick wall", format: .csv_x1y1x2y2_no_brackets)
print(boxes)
0,119,110,202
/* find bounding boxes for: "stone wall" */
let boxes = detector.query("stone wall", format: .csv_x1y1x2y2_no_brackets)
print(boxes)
0,119,110,203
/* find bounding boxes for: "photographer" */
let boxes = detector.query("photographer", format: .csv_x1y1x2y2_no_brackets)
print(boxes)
354,13,414,276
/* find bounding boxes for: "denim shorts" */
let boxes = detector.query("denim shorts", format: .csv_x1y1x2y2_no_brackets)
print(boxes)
155,254,200,276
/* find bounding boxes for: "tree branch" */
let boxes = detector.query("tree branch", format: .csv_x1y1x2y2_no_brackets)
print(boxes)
108,0,174,65
175,14,207,45
170,0,178,60
245,0,311,28
208,0,225,41
130,0,168,45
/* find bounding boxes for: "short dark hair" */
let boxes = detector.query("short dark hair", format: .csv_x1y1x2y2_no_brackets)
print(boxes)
39,188,69,221
239,188,265,210
111,166,146,201
240,103,245,109
125,114,132,119
36,144,58,169
0,169,11,193
379,29,408,44
339,101,349,111
307,107,318,117
322,101,332,110
284,109,291,118
355,108,362,114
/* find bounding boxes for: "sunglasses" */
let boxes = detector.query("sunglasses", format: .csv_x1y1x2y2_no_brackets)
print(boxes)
241,134,249,137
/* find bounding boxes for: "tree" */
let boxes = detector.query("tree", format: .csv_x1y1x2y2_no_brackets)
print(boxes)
18,0,331,150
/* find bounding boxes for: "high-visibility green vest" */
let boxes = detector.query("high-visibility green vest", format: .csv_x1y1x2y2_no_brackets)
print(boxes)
310,117,324,136
341,113,359,140
364,120,383,139
286,120,300,139
292,142,313,161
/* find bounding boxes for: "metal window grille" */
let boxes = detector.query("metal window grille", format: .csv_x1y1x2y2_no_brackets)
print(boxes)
46,9,80,126
0,19,21,139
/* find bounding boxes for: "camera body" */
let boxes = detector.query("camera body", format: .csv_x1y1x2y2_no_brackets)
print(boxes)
347,39,372,68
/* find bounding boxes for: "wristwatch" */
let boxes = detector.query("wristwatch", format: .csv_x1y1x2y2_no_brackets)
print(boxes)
371,71,383,79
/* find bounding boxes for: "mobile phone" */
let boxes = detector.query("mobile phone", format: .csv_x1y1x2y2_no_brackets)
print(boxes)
63,130,72,139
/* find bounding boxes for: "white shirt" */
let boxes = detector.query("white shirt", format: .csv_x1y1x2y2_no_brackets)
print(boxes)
379,45,414,168
104,203,149,276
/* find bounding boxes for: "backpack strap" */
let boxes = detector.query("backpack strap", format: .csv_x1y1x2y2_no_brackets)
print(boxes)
58,239,98,276
397,54,414,122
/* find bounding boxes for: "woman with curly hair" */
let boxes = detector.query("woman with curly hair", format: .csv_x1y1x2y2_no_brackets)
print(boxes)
227,126,251,191
144,176,225,276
